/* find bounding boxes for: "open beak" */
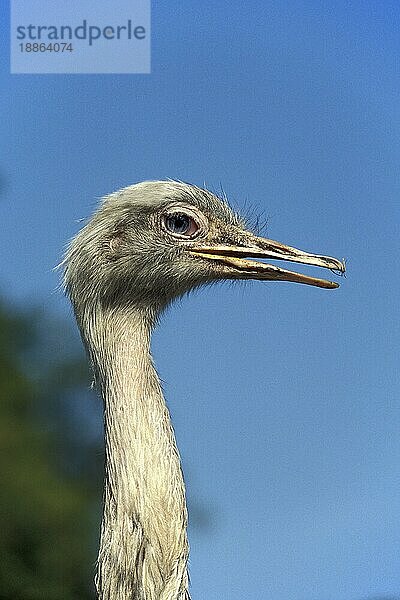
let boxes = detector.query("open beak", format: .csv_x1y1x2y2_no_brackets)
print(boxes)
190,235,345,289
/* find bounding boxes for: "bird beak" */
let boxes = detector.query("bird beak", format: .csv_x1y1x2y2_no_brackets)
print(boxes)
190,235,346,289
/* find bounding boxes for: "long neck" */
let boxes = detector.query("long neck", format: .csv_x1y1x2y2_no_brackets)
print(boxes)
81,305,189,600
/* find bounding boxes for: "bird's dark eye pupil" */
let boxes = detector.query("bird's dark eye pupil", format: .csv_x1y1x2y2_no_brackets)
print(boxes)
166,213,190,234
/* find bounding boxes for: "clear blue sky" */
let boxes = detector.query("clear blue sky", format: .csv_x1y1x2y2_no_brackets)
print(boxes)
1,1,400,598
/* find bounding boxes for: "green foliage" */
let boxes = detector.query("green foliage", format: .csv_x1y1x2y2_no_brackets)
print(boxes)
0,299,100,599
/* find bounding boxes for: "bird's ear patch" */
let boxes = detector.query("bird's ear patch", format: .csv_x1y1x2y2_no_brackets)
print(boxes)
109,232,125,253
106,219,131,256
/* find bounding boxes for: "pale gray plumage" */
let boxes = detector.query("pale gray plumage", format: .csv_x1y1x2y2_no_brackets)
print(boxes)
64,180,344,600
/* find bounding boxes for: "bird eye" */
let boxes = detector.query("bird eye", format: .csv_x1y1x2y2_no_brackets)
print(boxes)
164,213,200,238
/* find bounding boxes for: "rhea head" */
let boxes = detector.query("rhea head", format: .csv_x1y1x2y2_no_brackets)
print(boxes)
64,180,345,319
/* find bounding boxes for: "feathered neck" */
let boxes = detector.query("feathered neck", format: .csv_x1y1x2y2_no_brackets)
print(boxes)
79,304,190,600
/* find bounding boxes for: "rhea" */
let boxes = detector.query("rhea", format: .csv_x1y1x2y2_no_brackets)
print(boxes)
64,181,345,600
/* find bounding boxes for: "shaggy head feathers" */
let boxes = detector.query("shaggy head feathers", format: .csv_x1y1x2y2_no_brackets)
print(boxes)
64,180,247,315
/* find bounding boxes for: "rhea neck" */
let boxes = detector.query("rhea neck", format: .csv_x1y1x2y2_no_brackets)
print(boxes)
78,300,190,600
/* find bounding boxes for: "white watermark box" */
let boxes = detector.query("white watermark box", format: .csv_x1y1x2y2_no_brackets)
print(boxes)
11,0,150,74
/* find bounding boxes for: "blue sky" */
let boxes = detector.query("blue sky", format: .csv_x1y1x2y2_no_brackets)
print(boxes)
1,1,400,598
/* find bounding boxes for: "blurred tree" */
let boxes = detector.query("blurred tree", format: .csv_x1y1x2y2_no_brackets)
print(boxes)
0,298,100,599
